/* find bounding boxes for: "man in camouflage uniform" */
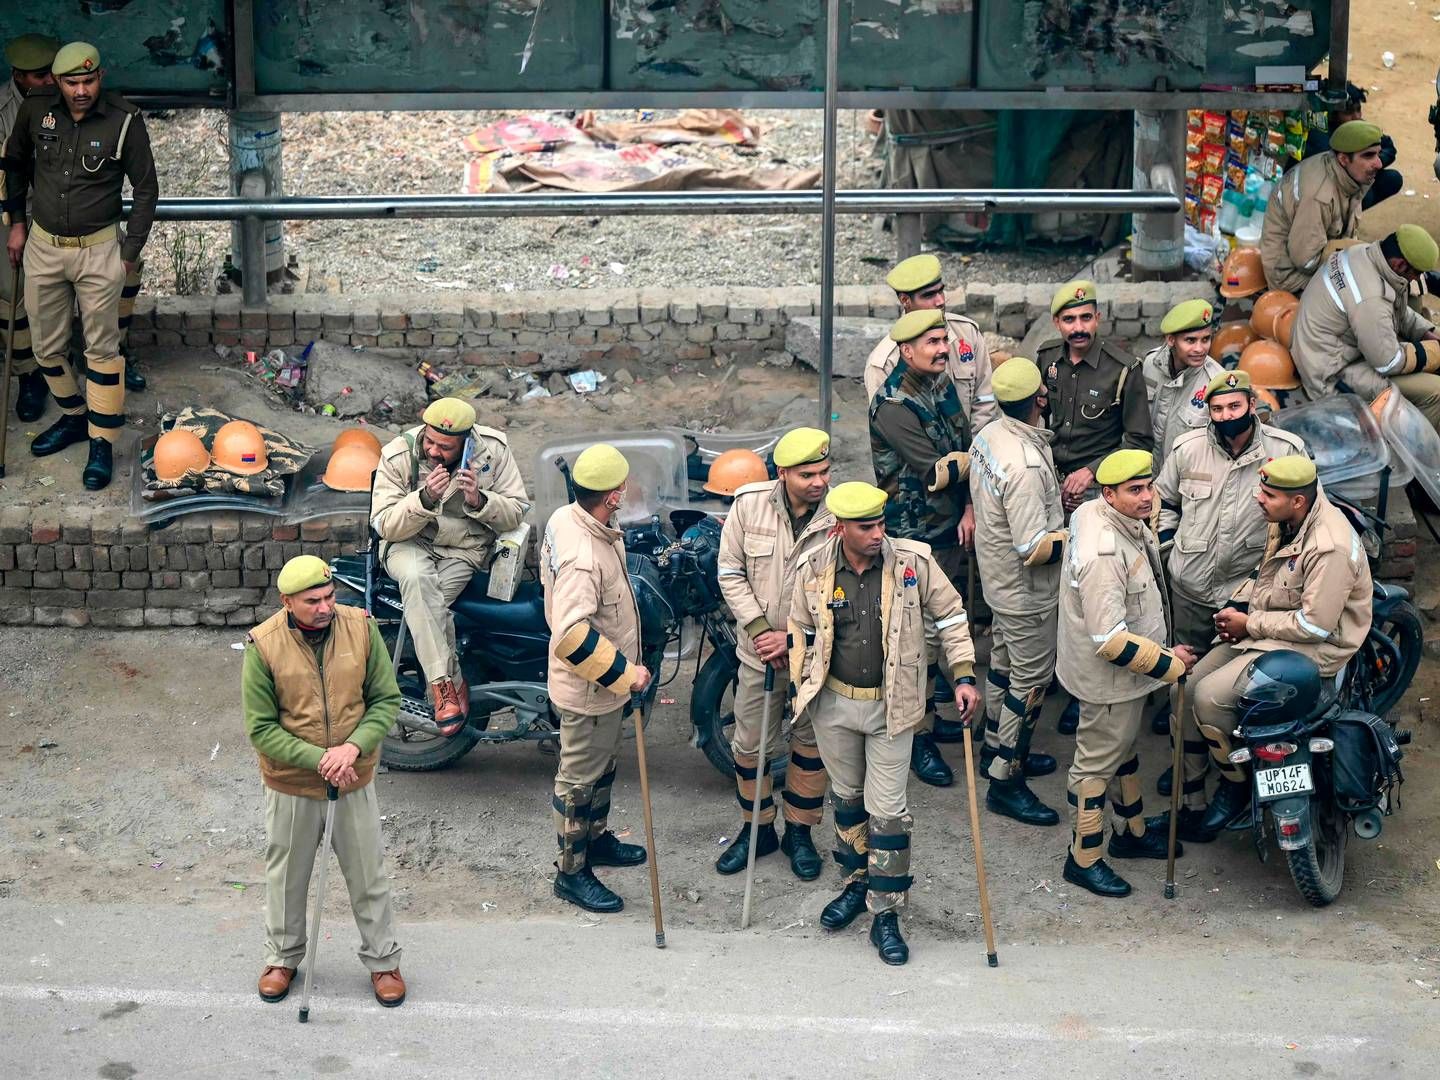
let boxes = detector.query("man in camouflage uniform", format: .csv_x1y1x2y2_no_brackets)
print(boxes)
870,307,972,787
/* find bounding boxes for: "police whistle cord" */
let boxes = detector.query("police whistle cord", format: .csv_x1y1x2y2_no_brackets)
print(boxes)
297,784,340,1023
740,665,776,930
1164,681,1185,900
959,709,999,967
633,693,666,948
0,276,18,478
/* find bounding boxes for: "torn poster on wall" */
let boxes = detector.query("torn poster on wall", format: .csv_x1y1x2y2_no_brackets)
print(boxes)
1024,0,1207,82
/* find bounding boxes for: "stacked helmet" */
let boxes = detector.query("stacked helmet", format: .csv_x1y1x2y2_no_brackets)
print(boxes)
703,449,768,496
1238,340,1301,390
152,429,210,481
1249,289,1299,339
1219,247,1266,299
212,420,269,475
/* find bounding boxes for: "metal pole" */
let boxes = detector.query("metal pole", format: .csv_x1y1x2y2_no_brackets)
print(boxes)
1132,109,1186,281
818,0,840,434
124,189,1181,222
1328,0,1351,96
239,171,268,307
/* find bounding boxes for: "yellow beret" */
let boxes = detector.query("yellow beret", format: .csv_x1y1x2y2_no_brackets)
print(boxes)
885,254,943,294
51,41,99,76
1205,369,1252,400
773,426,830,468
1396,225,1440,273
1051,280,1098,316
572,443,629,491
1259,454,1317,491
889,307,945,344
826,481,887,521
992,357,1042,403
1095,449,1153,487
277,555,333,596
1161,298,1216,335
1330,120,1383,154
5,34,60,72
421,396,475,434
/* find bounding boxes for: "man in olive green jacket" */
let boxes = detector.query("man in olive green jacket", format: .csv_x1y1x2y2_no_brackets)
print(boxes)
243,556,405,1008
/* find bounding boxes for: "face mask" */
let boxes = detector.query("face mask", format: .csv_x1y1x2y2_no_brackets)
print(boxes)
1214,413,1254,440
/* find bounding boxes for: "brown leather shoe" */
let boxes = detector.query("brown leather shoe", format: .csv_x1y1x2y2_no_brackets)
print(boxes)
258,965,296,1002
431,678,464,736
455,671,470,717
371,968,406,1007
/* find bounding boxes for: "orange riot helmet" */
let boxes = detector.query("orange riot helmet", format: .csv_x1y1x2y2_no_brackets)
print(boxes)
1210,321,1259,361
212,420,270,475
152,429,210,482
322,443,380,492
1249,289,1299,340
332,428,383,457
703,448,769,496
1219,247,1267,299
1273,305,1299,350
1238,339,1301,391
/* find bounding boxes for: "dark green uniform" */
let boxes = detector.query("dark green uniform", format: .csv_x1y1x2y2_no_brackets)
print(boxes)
828,563,884,688
868,364,968,551
1037,337,1152,480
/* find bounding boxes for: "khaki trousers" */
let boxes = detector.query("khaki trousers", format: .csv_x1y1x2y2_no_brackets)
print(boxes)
383,540,473,684
552,705,626,871
1392,372,1440,435
1066,697,1147,866
729,662,825,826
24,230,126,441
0,255,35,375
1170,588,1222,808
1188,644,1258,784
263,783,401,973
812,688,914,914
982,604,1057,780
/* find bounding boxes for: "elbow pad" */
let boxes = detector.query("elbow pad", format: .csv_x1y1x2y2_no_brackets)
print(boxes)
1022,530,1067,567
1095,630,1183,684
1395,340,1440,375
928,451,971,493
555,623,638,692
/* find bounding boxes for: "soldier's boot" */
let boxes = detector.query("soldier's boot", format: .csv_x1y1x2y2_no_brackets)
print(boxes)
1064,777,1131,897
82,353,124,488
1145,806,1218,844
869,913,909,966
929,665,967,742
30,412,88,457
553,785,624,913
588,762,646,867
717,750,779,875
910,730,954,787
979,688,1054,780
821,794,869,930
16,370,48,422
779,739,826,880
82,437,113,491
987,778,1060,826
1150,700,1172,736
1198,721,1251,834
124,358,147,393
1057,697,1080,736
1104,755,1178,859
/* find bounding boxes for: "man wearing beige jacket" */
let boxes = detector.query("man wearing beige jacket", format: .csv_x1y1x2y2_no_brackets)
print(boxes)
713,426,835,880
789,482,979,965
371,397,529,733
542,444,652,914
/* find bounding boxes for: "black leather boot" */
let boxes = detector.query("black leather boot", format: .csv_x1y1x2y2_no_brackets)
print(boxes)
1057,698,1079,736
979,743,1058,779
986,777,1060,826
589,830,647,868
1145,807,1219,844
820,881,868,930
553,866,624,913
780,824,822,881
30,413,88,457
715,821,778,875
82,438,113,491
15,371,48,422
1199,777,1252,835
910,731,954,787
869,913,909,965
1156,765,1173,797
931,715,969,743
124,360,147,392
1062,853,1132,898
1108,821,1180,861
1151,702,1172,736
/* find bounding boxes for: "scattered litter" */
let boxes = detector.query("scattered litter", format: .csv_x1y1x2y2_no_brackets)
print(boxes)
226,881,249,891
1029,880,1052,893
718,836,729,846
36,476,54,487
38,740,58,749
53,917,64,927
1416,979,1434,990
209,742,220,762
481,901,498,912
1382,51,1395,68
659,696,677,705
1285,1043,1299,1051
887,989,911,997
615,829,631,839
230,642,246,651
608,262,627,275
548,263,571,281
1405,189,1417,197
778,920,805,931
416,256,440,273
203,828,226,834
150,861,164,870
568,370,603,394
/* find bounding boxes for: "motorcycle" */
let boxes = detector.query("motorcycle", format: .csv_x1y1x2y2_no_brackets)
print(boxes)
1219,487,1419,907
329,486,741,775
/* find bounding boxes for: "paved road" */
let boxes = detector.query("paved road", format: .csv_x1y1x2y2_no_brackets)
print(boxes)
1,901,1431,1079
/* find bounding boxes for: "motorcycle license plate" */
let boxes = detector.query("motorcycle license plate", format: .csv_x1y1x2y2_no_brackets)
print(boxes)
1255,763,1313,801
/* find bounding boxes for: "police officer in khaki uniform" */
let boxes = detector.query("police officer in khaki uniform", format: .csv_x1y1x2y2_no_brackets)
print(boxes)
542,444,653,914
2,42,158,489
1290,225,1440,431
1260,121,1385,295
371,397,530,733
1140,299,1224,466
863,253,997,432
1151,370,1306,823
788,482,979,965
0,34,57,422
714,427,835,880
968,358,1063,826
870,307,973,787
1057,450,1198,898
1190,456,1372,835
242,556,407,1008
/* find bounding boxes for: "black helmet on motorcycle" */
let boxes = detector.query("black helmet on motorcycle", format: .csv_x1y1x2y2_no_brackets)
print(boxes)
1235,650,1324,723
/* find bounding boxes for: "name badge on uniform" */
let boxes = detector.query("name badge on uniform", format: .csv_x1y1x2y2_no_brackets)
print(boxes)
1088,389,1101,398
827,586,850,610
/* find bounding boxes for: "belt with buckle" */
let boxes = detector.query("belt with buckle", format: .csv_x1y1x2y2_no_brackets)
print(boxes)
824,675,883,701
31,223,119,249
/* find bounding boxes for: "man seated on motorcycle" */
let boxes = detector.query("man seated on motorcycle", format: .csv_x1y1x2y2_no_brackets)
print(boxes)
371,397,530,734
1183,455,1372,838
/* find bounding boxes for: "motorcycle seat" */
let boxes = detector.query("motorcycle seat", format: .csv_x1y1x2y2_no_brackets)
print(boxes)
451,575,548,634
1374,582,1409,603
